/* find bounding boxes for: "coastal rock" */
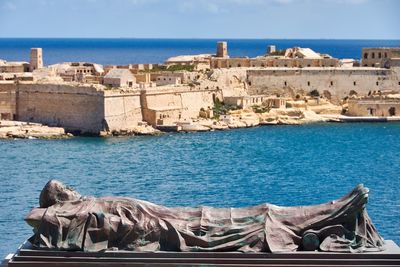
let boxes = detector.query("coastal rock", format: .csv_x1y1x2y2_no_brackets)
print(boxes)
0,121,69,139
108,125,162,136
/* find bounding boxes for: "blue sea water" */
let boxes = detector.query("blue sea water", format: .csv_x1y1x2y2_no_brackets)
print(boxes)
0,124,399,258
0,38,399,65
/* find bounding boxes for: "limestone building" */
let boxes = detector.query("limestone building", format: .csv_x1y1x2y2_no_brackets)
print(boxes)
156,75,182,86
361,47,400,68
103,69,135,87
347,97,400,117
211,44,339,69
0,60,30,73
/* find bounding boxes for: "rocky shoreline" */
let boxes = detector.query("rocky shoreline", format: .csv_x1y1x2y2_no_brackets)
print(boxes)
2,106,397,140
0,121,72,140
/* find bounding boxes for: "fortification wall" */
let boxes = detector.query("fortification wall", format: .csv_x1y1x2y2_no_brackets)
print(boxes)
348,99,400,116
16,83,105,134
0,83,17,120
142,86,218,122
103,91,142,131
208,68,248,97
247,68,400,99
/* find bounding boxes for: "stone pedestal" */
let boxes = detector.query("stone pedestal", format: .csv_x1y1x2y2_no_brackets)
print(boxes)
6,240,400,267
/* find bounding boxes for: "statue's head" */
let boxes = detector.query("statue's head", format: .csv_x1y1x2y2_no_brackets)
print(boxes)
39,180,81,208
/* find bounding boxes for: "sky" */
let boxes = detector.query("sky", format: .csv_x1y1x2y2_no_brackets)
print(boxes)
0,0,399,39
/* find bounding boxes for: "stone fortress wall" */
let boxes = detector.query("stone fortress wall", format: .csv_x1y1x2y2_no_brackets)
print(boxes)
141,86,220,126
246,67,400,100
0,82,219,134
103,90,142,132
0,83,17,120
7,83,105,134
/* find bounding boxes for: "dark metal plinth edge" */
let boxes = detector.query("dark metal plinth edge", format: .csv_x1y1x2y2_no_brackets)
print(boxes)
6,240,400,267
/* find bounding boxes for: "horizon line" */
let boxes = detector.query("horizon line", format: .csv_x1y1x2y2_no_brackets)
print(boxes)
0,37,400,41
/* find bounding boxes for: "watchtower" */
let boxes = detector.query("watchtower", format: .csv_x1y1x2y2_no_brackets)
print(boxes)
30,48,43,72
216,41,228,58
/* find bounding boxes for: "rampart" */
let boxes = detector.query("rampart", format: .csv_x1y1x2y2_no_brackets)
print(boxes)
0,82,220,133
247,67,399,99
0,82,144,134
141,86,220,126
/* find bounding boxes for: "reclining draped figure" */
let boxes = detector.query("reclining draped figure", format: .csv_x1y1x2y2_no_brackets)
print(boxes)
25,180,384,253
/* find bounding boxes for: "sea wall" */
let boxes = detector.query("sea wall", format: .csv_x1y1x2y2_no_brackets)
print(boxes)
142,86,220,125
0,82,220,133
247,68,400,100
0,83,17,120
16,83,105,134
103,90,142,132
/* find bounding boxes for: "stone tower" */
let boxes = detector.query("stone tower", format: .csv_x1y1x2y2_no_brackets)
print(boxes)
29,48,43,72
216,41,228,58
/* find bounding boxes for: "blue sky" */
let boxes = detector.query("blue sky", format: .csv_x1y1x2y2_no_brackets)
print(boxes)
0,0,399,39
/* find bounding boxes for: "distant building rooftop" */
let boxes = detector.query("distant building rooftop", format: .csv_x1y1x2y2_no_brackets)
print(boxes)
104,68,132,79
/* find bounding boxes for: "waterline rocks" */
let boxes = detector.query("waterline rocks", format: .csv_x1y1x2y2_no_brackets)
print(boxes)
0,121,71,139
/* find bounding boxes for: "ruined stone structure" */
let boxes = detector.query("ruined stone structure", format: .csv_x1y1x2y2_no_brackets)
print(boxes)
347,97,400,117
0,60,30,73
224,95,286,109
29,48,43,72
49,62,104,83
362,47,400,68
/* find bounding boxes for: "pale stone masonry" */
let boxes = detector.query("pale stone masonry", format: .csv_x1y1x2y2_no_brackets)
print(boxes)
29,48,43,72
0,81,218,134
1,42,400,134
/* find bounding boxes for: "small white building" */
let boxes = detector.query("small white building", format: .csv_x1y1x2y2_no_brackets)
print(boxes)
103,69,135,88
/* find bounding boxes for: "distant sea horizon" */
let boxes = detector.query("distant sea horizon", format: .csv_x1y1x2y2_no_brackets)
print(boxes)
0,38,399,65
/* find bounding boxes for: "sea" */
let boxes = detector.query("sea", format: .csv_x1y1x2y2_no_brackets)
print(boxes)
0,38,400,64
0,39,400,258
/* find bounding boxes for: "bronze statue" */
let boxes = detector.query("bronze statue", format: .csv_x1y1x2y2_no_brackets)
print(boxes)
25,180,384,253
